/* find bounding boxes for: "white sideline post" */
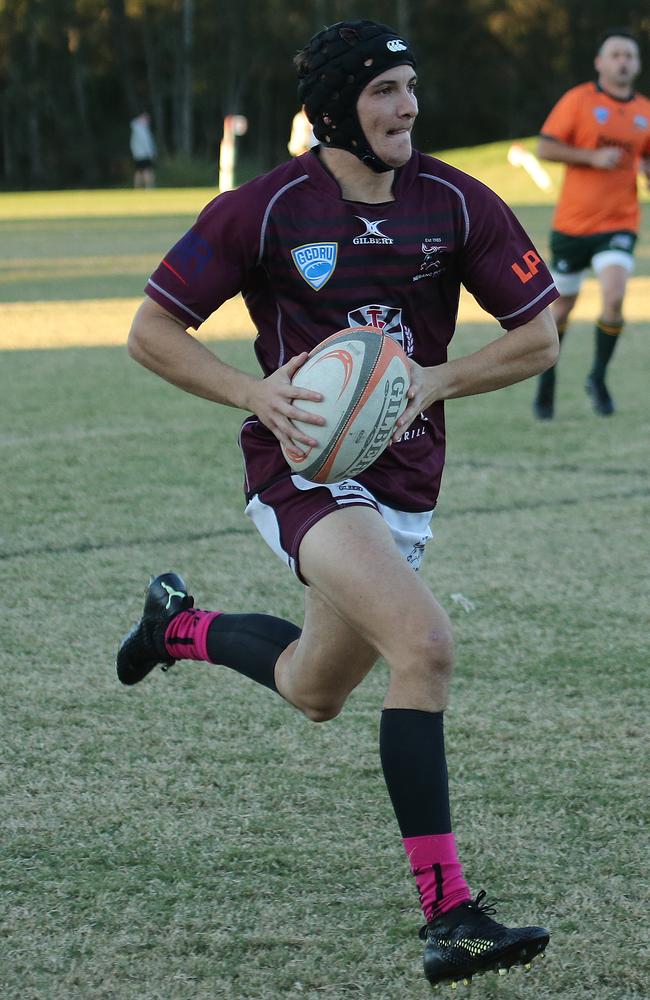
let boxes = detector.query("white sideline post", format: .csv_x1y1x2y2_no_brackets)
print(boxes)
507,143,553,192
219,114,248,192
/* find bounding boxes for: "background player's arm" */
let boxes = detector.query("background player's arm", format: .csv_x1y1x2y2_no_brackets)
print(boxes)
640,155,650,183
396,306,558,437
537,135,622,169
128,297,323,451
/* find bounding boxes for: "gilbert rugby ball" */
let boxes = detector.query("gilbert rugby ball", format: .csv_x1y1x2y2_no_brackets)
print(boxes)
282,326,409,484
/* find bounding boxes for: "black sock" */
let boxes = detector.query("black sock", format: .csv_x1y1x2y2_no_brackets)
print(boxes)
379,708,451,836
537,365,555,395
206,614,301,692
591,320,622,381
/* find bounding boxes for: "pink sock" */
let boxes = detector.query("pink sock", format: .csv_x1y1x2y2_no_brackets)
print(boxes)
403,833,471,922
164,609,221,662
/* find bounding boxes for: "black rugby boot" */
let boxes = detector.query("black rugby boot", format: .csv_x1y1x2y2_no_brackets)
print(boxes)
420,891,549,989
116,573,194,686
533,367,556,420
585,374,615,415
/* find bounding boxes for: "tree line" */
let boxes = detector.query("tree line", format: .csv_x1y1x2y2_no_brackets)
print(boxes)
2,0,649,189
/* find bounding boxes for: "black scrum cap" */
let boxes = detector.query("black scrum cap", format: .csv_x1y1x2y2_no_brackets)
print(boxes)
296,20,417,173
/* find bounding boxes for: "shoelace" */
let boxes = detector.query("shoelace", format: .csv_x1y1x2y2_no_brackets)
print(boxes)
466,889,499,917
419,890,502,939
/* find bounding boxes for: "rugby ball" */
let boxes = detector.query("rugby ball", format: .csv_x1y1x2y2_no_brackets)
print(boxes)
281,326,409,484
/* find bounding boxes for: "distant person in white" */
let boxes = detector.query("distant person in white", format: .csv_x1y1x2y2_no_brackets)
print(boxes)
130,112,157,188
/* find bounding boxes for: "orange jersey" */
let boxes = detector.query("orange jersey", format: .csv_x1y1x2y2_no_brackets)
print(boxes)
541,82,650,235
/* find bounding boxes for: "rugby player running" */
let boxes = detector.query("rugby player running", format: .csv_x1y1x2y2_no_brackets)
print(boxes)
117,20,559,989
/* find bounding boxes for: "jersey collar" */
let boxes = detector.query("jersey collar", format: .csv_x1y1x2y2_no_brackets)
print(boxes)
595,80,636,104
301,147,419,201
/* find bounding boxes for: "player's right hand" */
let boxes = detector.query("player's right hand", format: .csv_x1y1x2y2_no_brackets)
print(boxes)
249,352,325,457
591,146,623,170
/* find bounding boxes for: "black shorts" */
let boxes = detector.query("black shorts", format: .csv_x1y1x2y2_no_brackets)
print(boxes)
549,230,637,295
133,158,154,169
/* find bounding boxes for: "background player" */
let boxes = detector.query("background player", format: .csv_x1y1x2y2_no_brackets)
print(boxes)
129,111,157,189
117,20,558,989
533,28,650,419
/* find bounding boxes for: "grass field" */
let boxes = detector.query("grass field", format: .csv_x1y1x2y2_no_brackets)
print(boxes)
2,149,649,999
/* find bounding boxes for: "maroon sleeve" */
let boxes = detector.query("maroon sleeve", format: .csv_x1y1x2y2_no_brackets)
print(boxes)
459,179,558,330
145,186,261,329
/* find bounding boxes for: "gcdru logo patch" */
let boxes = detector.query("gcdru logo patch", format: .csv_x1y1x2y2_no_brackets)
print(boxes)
291,242,338,290
593,106,609,124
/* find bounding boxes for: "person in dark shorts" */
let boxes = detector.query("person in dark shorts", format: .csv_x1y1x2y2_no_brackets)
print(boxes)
117,20,558,990
533,29,650,419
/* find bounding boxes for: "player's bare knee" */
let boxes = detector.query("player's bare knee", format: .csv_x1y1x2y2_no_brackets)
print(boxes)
422,629,455,680
390,626,455,683
602,301,624,323
278,669,347,722
301,698,344,723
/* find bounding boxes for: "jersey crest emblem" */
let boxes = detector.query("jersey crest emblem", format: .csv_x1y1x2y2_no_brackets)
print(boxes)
593,106,609,124
347,303,413,354
633,114,648,129
291,242,338,290
348,304,404,343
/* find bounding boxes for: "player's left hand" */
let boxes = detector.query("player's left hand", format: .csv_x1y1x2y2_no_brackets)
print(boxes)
391,358,441,443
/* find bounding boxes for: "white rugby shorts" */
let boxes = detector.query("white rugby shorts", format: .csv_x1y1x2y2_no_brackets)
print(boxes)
245,474,434,583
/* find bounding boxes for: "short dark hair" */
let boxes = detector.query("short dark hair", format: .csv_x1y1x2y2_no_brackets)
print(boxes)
596,28,639,53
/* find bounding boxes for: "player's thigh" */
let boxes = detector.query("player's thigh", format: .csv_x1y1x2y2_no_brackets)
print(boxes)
298,505,452,669
278,585,378,715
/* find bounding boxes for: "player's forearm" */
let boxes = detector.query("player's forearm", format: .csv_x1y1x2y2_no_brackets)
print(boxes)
128,298,260,411
429,309,559,401
537,136,597,166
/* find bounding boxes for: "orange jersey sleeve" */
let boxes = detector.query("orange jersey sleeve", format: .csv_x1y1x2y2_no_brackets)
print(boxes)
540,82,650,235
540,86,583,145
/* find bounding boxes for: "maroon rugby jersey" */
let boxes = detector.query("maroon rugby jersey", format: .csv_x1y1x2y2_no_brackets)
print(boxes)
146,149,558,511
